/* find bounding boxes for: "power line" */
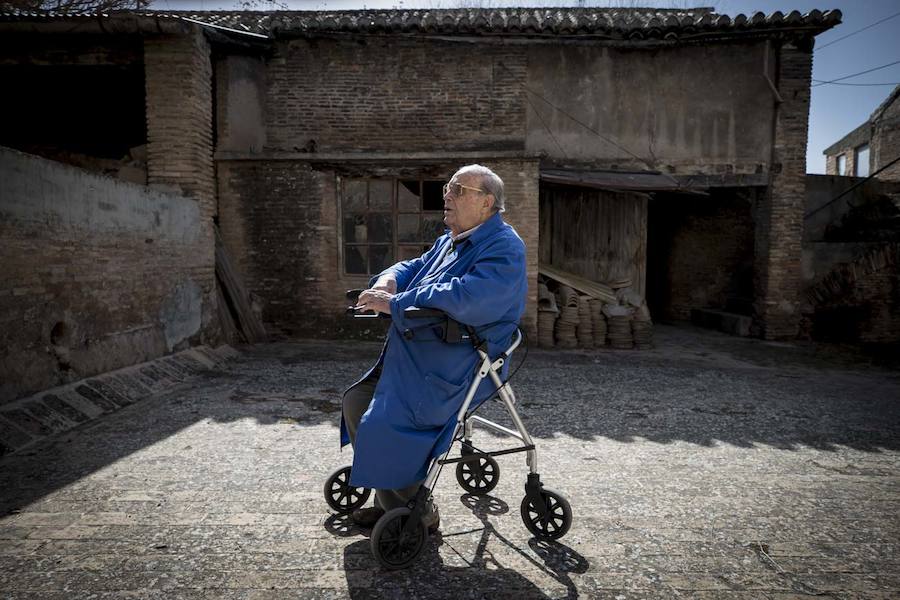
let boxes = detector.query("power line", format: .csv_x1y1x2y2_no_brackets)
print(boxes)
525,92,568,160
816,9,900,51
804,153,900,221
811,58,900,87
812,80,900,87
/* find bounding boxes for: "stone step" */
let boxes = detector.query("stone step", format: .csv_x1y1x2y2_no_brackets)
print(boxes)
0,345,240,457
690,308,752,337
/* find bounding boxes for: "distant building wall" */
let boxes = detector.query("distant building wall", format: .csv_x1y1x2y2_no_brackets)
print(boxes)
802,174,900,344
525,40,774,173
872,98,900,181
0,147,212,404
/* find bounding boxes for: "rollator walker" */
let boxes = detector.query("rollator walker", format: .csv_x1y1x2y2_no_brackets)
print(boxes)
324,291,573,569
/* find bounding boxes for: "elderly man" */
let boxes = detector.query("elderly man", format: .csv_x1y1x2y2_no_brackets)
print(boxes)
340,164,528,530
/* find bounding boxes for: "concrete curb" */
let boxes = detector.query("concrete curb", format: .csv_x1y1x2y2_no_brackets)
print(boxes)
0,345,240,457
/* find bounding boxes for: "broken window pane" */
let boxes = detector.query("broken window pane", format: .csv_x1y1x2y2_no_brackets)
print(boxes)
422,180,444,211
398,214,420,243
344,214,367,243
344,179,367,211
345,246,367,274
370,180,392,210
398,180,420,212
368,213,392,243
370,245,393,273
423,214,446,241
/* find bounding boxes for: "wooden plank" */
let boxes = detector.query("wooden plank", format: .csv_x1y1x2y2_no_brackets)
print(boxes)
539,264,617,303
543,185,647,297
216,283,244,345
214,225,267,343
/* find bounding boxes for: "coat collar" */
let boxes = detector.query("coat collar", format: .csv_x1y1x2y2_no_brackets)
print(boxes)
451,211,504,250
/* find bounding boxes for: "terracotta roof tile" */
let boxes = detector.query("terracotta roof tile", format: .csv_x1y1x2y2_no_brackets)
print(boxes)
0,7,842,40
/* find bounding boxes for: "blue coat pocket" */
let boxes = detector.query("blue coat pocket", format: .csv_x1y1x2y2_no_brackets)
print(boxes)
416,372,468,428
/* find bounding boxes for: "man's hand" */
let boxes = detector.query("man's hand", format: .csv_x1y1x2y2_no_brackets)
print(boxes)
357,288,394,315
371,275,397,295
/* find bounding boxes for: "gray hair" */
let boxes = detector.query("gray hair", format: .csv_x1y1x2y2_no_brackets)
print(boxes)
454,164,505,213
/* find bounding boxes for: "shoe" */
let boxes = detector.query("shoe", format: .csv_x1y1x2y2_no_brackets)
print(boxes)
422,503,440,534
351,506,385,528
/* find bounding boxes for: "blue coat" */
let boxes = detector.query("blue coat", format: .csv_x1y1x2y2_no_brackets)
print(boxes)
341,212,527,490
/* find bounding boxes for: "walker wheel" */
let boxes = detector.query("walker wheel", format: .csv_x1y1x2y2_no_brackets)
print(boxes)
324,466,371,513
455,455,500,495
370,507,428,570
520,487,572,540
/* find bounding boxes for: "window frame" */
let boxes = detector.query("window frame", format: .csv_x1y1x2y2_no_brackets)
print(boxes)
336,176,446,278
836,153,847,176
854,143,870,177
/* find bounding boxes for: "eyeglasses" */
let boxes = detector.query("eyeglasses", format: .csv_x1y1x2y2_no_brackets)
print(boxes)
443,182,487,198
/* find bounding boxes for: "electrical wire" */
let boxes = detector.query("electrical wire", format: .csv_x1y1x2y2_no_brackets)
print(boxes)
812,58,900,87
812,80,900,87
816,9,900,51
525,91,568,160
805,152,900,220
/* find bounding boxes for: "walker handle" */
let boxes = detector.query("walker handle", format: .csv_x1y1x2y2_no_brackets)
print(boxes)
345,289,383,318
404,307,447,319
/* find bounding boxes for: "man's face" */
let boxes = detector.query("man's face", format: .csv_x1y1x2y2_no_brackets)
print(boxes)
443,173,493,236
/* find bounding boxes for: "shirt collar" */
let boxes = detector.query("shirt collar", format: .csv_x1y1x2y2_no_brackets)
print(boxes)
451,220,485,243
449,212,503,248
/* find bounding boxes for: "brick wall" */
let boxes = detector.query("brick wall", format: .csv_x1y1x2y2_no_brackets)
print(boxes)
216,158,539,339
872,100,900,181
144,30,218,342
754,41,813,340
265,37,527,154
647,190,755,321
491,159,540,338
825,149,856,177
0,147,210,404
806,244,900,344
217,160,329,336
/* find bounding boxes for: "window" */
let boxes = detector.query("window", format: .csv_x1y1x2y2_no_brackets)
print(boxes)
836,154,847,176
340,178,447,275
854,144,870,177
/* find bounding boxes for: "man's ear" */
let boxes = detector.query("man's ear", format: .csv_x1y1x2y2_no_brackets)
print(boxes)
484,194,496,212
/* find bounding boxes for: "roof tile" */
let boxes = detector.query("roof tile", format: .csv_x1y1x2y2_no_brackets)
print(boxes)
0,7,842,40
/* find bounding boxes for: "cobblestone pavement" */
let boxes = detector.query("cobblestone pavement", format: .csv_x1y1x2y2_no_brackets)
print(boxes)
1,324,899,599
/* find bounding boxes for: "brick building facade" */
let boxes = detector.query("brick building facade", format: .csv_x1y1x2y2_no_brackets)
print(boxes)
0,7,844,401
824,84,900,181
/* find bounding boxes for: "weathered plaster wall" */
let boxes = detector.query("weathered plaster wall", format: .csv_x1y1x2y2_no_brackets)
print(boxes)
0,147,211,403
216,55,267,154
526,40,775,172
144,30,218,346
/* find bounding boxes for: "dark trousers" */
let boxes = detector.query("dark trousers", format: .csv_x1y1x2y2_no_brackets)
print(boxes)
342,368,425,511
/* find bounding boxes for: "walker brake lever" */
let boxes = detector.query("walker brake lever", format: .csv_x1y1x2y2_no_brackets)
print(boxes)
346,305,381,318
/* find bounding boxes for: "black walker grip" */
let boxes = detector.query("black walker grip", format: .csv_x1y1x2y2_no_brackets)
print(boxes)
404,307,447,319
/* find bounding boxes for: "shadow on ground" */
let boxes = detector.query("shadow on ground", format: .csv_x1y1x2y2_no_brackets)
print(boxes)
2,323,899,517
334,494,589,599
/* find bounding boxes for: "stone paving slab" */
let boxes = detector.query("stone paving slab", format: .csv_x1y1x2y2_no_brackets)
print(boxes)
0,345,239,456
1,324,899,599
